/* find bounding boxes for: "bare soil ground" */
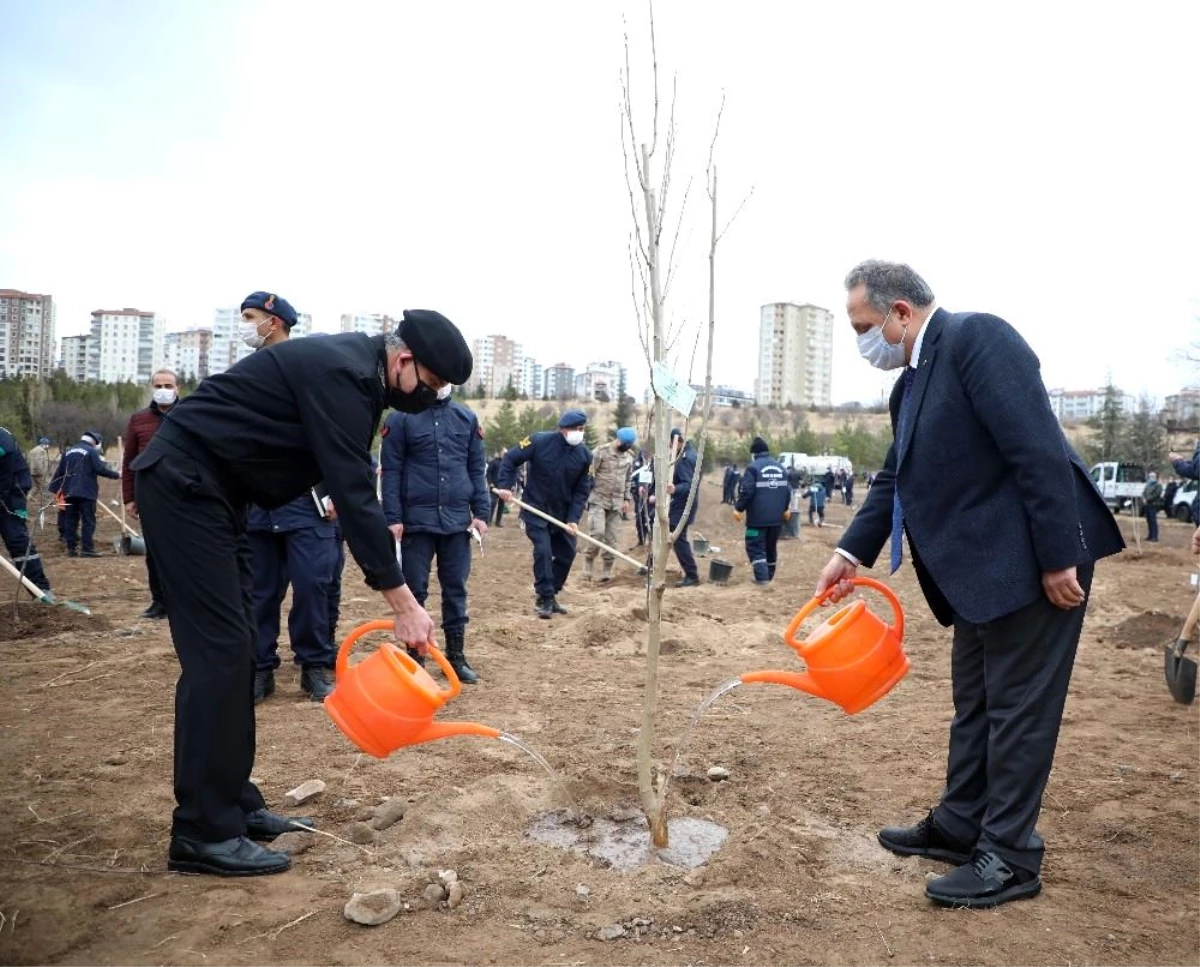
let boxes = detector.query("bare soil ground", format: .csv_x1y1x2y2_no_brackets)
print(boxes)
1,477,1197,966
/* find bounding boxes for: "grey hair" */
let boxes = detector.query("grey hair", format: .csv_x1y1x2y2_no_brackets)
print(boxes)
151,368,179,384
844,260,935,314
383,334,408,353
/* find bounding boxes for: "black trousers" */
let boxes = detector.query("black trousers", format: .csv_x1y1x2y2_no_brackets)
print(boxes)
489,493,506,526
249,527,340,672
65,497,97,552
401,530,471,633
145,545,165,605
1,509,50,591
932,563,1094,875
744,524,781,582
135,447,266,842
671,519,698,579
523,516,576,598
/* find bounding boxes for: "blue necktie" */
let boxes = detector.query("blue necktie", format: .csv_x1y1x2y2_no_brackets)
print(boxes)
890,367,916,574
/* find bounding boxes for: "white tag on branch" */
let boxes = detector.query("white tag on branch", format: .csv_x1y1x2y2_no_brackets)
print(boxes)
651,362,697,417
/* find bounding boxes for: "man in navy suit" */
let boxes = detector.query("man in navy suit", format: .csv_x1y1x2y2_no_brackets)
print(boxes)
816,261,1124,909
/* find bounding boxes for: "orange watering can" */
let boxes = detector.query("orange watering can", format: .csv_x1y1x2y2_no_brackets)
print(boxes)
741,577,908,714
324,620,500,758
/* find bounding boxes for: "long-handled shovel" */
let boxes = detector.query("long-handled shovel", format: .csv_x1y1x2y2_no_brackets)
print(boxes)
0,553,92,615
492,490,644,570
1165,584,1199,705
97,499,145,555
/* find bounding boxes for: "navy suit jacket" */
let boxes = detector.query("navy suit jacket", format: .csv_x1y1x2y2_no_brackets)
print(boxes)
840,308,1124,626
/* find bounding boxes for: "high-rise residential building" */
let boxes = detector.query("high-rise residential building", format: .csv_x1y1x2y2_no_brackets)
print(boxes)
471,334,523,396
543,363,576,401
164,328,214,381
574,359,627,403
86,308,165,384
690,383,755,407
1164,386,1200,430
0,289,56,378
1047,387,1137,423
340,312,394,336
518,357,543,399
60,334,90,382
757,302,834,408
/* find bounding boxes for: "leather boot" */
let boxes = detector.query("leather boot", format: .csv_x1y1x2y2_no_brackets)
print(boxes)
444,629,478,684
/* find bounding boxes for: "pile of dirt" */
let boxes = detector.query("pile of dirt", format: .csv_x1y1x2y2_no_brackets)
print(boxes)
1105,610,1186,649
0,599,109,641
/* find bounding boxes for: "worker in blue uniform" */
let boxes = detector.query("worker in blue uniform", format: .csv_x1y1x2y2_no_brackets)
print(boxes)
0,425,53,595
49,430,119,557
381,395,490,682
734,436,792,584
495,409,592,619
649,427,701,587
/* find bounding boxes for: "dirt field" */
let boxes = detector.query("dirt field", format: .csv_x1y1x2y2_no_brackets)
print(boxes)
1,476,1197,967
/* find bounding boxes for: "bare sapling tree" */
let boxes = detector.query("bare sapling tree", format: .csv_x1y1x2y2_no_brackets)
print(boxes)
621,9,749,848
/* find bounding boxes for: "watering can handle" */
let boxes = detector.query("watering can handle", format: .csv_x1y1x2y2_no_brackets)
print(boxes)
336,620,462,699
784,577,904,647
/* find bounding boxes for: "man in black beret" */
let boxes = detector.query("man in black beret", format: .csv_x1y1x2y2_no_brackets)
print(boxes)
133,305,471,878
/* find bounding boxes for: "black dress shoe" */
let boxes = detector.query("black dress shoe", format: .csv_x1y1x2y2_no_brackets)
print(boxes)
674,575,700,588
140,601,168,619
877,809,973,864
536,598,553,620
550,597,568,615
925,851,1042,908
450,658,479,684
253,669,275,704
300,666,335,701
80,549,103,558
244,808,314,842
168,835,291,877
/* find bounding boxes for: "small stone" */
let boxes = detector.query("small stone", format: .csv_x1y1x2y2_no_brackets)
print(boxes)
925,871,940,883
683,868,706,887
104,753,128,766
1107,933,1116,941
1114,764,1134,776
348,822,378,845
335,797,360,809
575,884,591,899
447,881,465,909
707,766,730,782
344,889,403,926
734,929,744,939
424,883,448,903
271,832,313,856
372,799,408,831
356,806,376,822
673,925,683,933
598,923,626,941
438,869,458,886
284,779,326,806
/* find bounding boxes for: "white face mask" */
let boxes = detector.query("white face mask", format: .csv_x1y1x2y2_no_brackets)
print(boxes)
856,309,907,370
239,322,266,350
152,388,177,407
436,384,452,401
565,430,585,446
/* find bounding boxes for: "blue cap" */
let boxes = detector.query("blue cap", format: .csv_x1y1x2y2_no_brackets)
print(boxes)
240,291,298,330
558,409,587,428
616,427,637,446
37,437,50,445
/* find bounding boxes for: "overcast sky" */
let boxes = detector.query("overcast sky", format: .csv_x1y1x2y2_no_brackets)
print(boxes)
1,1,1196,405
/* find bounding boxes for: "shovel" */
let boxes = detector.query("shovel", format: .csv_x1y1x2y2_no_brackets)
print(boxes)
98,499,146,555
1164,590,1200,705
0,553,92,615
491,489,644,570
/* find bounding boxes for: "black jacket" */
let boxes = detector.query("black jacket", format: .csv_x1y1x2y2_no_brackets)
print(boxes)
497,431,591,524
50,441,119,500
736,453,791,527
839,309,1124,626
134,332,401,591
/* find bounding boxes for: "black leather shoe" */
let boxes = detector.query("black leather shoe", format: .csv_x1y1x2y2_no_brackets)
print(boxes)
245,808,313,842
67,549,78,557
674,575,700,588
536,598,553,620
300,666,335,701
80,549,103,558
140,601,167,620
253,670,275,704
450,658,479,684
877,809,973,864
925,851,1042,908
167,834,291,877
550,597,568,615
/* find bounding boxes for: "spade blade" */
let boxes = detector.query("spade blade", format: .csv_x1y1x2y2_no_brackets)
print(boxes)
1164,644,1197,705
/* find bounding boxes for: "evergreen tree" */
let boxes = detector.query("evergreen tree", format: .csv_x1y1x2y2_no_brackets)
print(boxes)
1088,379,1126,462
1123,395,1166,470
613,369,633,430
486,398,521,452
502,377,519,402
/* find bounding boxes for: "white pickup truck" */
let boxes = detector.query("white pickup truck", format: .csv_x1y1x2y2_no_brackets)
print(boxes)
1090,461,1147,512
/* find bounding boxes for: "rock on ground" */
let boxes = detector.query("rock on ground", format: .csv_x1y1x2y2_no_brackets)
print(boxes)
348,822,378,845
344,889,403,926
372,799,407,831
598,923,626,941
707,766,730,782
447,882,465,909
284,779,326,806
424,883,448,903
271,832,313,856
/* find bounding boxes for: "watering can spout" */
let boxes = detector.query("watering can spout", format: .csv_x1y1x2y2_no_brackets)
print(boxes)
740,669,827,700
417,721,502,745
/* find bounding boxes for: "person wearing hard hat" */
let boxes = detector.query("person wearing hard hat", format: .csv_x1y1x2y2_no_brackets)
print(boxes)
581,426,637,583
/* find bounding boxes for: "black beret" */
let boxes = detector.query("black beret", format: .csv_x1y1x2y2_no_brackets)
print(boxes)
397,310,473,385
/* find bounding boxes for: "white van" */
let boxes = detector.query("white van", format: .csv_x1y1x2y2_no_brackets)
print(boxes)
1090,462,1146,512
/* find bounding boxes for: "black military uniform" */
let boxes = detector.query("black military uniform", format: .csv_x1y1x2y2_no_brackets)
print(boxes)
735,437,792,583
0,426,52,595
497,410,592,618
132,309,471,877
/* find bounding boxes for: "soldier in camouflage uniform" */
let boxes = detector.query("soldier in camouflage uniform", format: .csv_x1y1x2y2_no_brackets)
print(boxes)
582,427,637,581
